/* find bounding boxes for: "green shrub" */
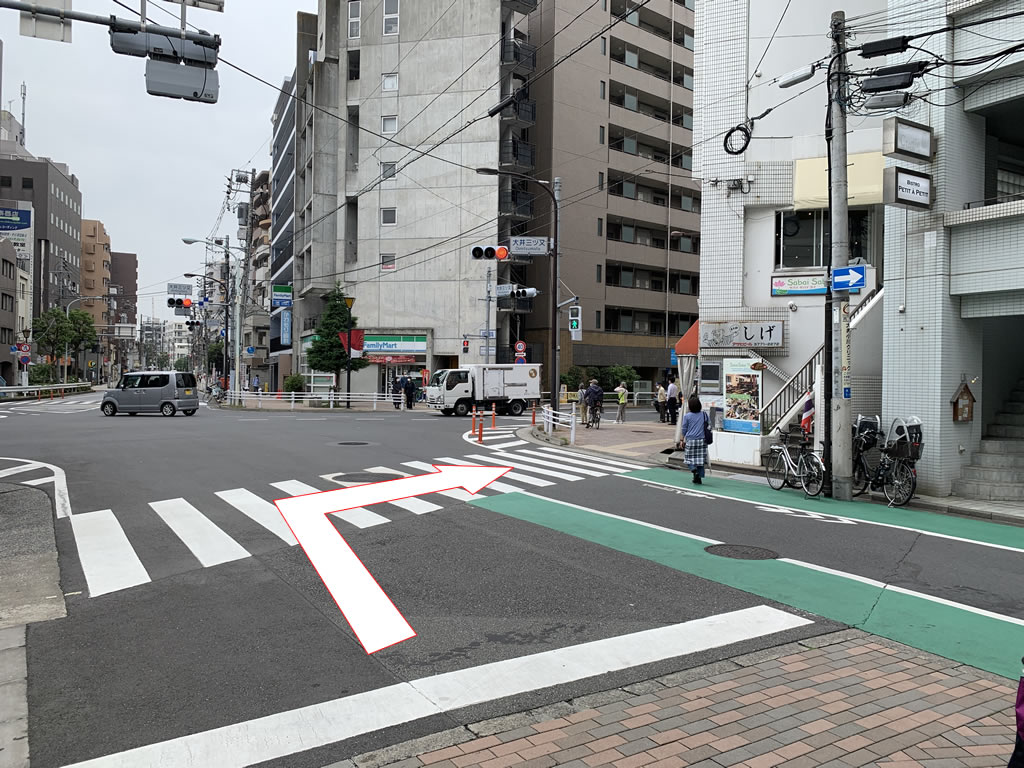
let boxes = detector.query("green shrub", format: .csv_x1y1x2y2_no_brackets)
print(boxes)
283,374,306,392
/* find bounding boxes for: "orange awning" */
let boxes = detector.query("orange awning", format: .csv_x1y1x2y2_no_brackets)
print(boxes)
675,322,699,356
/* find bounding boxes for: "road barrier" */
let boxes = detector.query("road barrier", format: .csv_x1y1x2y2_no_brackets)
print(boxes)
0,383,93,400
212,390,427,412
540,403,577,446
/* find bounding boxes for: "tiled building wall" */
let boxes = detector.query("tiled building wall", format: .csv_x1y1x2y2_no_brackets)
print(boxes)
880,0,986,496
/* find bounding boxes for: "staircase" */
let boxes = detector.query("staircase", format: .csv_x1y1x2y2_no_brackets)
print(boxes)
953,382,1024,500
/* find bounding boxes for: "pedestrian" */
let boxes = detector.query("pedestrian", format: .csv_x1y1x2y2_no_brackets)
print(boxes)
252,375,260,393
392,376,402,409
681,396,710,484
666,377,680,425
614,381,628,424
404,376,416,410
577,381,588,425
657,381,667,423
1008,656,1024,768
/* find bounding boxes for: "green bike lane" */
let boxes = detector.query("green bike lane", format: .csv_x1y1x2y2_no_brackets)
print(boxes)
470,468,1024,679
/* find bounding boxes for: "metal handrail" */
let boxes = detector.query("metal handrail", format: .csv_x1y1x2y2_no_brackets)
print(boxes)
540,404,577,446
759,348,823,434
0,383,94,398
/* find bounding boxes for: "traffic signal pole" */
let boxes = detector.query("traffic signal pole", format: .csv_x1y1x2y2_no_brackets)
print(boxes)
549,177,561,413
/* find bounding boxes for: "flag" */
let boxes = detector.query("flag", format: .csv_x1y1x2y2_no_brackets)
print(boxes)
337,329,365,358
800,391,814,433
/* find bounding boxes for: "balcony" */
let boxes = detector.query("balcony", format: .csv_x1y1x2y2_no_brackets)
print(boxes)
499,189,534,219
500,40,536,76
499,139,535,171
502,0,537,14
500,98,536,128
497,296,534,313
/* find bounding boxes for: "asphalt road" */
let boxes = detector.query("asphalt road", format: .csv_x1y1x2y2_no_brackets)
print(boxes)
4,391,1021,767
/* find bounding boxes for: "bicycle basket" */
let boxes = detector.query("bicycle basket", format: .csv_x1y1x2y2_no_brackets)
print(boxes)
887,419,923,460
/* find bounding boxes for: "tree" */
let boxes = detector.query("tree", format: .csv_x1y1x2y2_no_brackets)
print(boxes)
601,365,639,391
561,365,585,390
66,309,98,376
306,286,369,388
207,341,224,371
283,374,305,392
174,358,189,372
32,309,72,382
156,352,170,369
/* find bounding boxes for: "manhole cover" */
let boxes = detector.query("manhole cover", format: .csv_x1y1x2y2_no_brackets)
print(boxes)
337,441,369,446
704,544,779,560
631,430,652,434
336,472,390,483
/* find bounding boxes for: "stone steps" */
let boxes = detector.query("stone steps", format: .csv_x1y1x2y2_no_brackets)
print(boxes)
972,451,1024,468
1005,402,1024,415
986,424,1024,439
960,465,1024,483
978,437,1024,453
952,478,1024,501
994,412,1024,426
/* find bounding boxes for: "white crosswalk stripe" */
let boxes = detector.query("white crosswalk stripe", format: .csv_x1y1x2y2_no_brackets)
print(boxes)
65,446,637,599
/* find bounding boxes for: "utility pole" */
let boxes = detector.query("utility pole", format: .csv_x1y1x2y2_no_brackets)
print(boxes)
484,266,492,364
549,177,561,412
222,236,230,392
826,10,853,500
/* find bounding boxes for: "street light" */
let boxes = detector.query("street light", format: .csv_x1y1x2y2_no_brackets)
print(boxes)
476,167,560,412
344,295,355,409
183,236,240,399
185,270,228,386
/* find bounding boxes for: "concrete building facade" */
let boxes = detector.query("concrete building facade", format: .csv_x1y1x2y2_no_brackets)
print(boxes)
0,239,16,384
109,251,138,377
269,73,297,390
243,170,271,388
80,219,111,333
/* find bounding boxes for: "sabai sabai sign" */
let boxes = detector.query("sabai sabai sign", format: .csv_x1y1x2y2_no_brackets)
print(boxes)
882,117,933,210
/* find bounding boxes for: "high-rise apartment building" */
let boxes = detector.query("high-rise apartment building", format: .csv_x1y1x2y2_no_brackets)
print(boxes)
526,0,700,387
242,170,271,388
81,219,112,337
268,74,296,390
109,250,138,377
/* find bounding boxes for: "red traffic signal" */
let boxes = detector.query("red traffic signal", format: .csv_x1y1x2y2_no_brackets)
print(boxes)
471,245,509,260
462,340,470,354
182,298,192,308
495,246,509,260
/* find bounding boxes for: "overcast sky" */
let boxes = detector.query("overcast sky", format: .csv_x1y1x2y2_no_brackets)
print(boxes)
0,0,312,322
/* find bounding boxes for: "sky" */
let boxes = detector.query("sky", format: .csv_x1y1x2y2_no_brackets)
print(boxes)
0,0,313,323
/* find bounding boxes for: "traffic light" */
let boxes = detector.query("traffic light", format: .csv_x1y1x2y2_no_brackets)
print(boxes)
513,287,537,298
568,305,582,341
471,245,509,260
167,297,193,308
186,320,201,329
462,340,470,354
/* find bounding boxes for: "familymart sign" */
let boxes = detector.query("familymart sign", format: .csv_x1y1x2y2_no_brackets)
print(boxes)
362,335,427,355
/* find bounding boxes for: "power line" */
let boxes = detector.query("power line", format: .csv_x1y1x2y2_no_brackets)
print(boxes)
748,0,793,86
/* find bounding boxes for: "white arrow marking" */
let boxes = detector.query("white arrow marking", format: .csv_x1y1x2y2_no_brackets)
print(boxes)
832,270,863,287
274,464,510,654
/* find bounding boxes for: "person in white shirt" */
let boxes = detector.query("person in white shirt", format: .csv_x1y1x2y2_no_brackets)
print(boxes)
656,382,668,423
666,378,680,425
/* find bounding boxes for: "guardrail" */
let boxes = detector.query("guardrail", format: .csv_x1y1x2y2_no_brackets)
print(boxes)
540,403,577,446
216,390,406,411
0,383,93,399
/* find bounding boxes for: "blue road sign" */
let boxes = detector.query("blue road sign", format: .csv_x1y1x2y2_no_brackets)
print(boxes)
514,356,526,364
220,329,226,338
843,386,851,399
831,265,866,290
670,349,678,366
246,346,255,355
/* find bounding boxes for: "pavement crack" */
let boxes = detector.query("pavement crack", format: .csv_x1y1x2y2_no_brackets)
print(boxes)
856,531,922,629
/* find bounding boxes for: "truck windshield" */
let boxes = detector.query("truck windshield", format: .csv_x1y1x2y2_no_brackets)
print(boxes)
428,371,447,387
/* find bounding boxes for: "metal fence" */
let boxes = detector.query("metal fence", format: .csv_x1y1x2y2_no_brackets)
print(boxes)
214,390,406,411
540,404,577,446
0,383,94,399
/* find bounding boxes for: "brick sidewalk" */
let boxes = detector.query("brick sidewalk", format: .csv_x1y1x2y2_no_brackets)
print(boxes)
331,630,1017,768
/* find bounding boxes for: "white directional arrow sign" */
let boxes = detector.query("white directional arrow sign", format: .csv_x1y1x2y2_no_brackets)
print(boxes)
831,265,866,290
274,464,510,654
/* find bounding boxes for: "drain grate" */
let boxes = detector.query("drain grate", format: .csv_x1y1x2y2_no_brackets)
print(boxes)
631,430,653,434
335,472,390,483
337,441,369,446
704,544,779,560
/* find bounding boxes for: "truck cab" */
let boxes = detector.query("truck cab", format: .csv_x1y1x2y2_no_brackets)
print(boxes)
426,364,540,417
426,369,472,416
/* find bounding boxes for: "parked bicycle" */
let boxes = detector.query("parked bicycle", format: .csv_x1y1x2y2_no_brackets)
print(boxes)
766,425,826,497
204,386,226,407
851,415,922,507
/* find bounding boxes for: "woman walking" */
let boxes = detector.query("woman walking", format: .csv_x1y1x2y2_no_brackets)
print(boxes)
681,396,710,484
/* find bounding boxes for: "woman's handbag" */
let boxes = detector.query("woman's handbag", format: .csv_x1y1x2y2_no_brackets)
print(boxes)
704,412,714,445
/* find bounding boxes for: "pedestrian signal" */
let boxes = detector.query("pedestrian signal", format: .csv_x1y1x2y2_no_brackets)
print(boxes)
514,287,537,298
462,340,470,354
568,305,582,341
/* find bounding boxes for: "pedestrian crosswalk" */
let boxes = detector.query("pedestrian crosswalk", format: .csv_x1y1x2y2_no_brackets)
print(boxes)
62,446,651,599
6,396,102,415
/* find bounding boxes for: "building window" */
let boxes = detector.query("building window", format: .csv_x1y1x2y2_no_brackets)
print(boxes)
348,49,360,80
599,81,605,99
596,264,602,283
383,0,399,35
597,218,603,236
381,252,396,271
382,115,398,133
382,72,398,92
381,207,397,225
595,310,601,329
599,126,605,144
775,207,876,270
381,161,397,179
598,172,604,190
0,176,10,187
0,293,13,311
601,37,606,55
21,177,32,189
348,1,360,39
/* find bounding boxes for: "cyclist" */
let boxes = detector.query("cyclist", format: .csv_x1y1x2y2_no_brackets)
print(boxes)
583,379,604,428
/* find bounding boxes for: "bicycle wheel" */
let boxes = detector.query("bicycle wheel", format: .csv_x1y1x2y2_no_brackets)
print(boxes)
594,409,601,429
766,451,788,490
884,460,915,506
852,459,870,497
800,453,825,497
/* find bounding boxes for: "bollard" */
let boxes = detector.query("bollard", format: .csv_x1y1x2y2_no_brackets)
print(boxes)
532,405,536,425
477,417,484,443
36,388,40,401
570,403,577,446
471,408,477,433
330,391,334,409
50,389,53,400
373,392,377,411
258,390,262,409
491,406,496,430
60,387,65,398
290,392,296,411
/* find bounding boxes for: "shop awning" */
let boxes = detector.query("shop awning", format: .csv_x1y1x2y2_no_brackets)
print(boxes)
675,322,699,356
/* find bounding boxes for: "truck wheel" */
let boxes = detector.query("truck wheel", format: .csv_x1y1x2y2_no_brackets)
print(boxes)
454,401,470,417
508,400,525,417
441,408,454,416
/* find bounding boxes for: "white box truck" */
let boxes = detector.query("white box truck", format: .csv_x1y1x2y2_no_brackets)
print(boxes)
426,364,541,417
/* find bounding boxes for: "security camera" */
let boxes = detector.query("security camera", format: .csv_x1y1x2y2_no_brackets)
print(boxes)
788,301,797,312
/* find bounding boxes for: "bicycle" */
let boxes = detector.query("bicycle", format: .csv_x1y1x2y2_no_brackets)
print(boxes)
586,402,603,429
204,387,226,408
765,426,826,497
852,415,920,507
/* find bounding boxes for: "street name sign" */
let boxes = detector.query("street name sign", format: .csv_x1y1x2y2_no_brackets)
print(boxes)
510,236,549,255
167,282,193,295
831,265,866,291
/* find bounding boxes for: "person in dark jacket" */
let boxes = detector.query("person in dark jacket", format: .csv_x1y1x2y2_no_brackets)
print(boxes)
403,376,416,410
392,377,402,409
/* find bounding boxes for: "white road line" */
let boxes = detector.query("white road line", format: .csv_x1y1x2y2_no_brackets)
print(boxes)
296,418,327,421
462,454,585,482
238,418,268,421
69,510,151,597
215,489,298,545
270,480,391,528
149,499,251,567
0,462,44,478
482,440,528,450
515,449,633,474
454,457,554,487
533,446,649,470
400,462,485,500
489,452,607,478
22,476,54,486
62,606,810,768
